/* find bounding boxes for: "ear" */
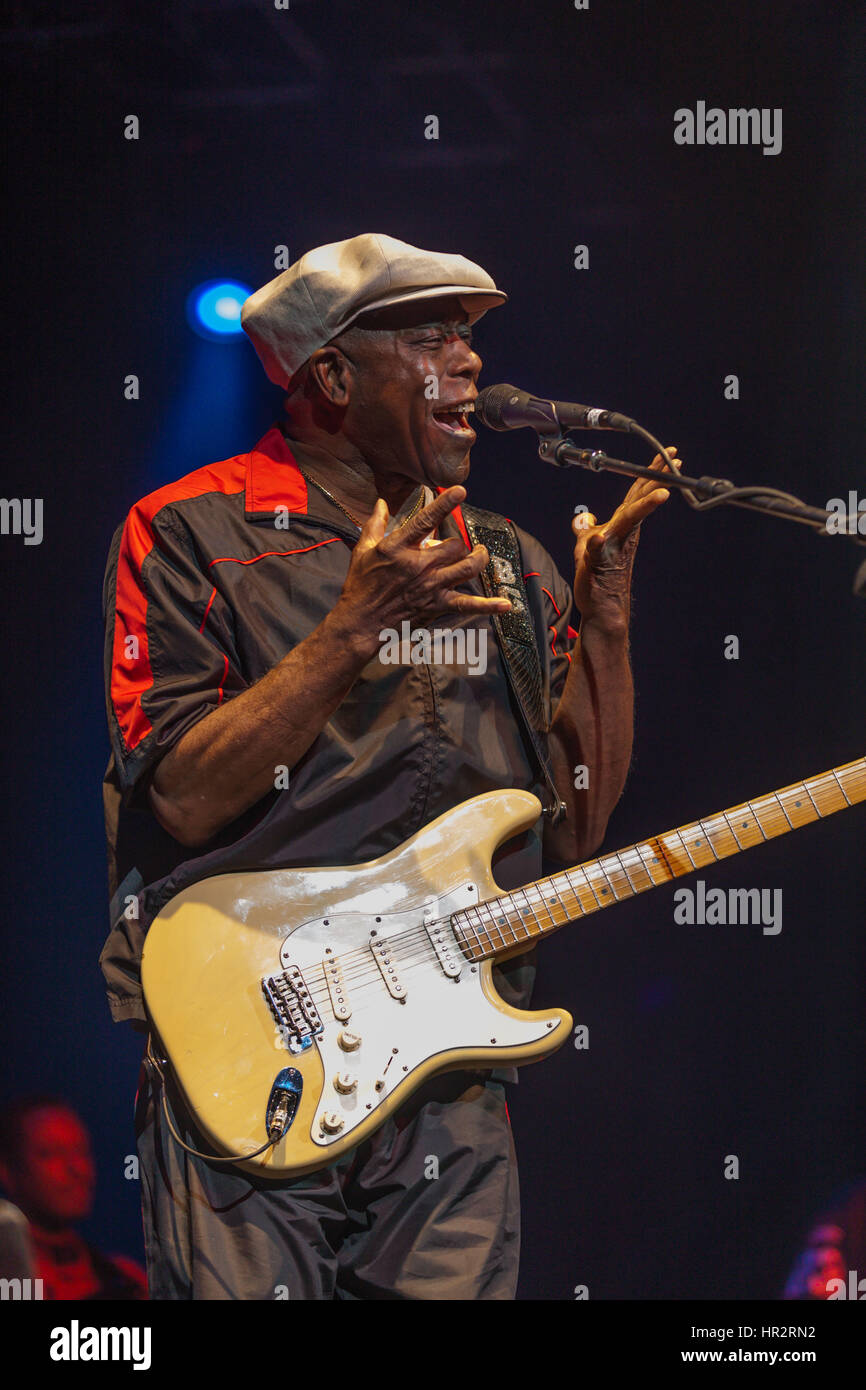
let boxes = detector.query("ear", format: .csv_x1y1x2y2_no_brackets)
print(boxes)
306,345,355,409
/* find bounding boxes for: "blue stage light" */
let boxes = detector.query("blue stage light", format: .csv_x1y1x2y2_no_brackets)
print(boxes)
187,280,252,340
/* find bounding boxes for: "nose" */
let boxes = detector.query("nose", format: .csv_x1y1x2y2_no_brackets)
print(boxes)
445,333,481,383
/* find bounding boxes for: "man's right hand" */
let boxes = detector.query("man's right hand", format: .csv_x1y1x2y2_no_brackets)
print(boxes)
335,485,511,658
148,488,510,848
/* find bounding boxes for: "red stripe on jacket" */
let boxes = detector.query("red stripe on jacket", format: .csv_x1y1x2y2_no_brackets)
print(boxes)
110,431,308,754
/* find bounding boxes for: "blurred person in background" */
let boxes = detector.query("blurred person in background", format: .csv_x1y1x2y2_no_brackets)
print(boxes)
0,1096,146,1300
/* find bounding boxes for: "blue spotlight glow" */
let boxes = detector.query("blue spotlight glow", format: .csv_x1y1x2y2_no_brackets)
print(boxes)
187,279,252,340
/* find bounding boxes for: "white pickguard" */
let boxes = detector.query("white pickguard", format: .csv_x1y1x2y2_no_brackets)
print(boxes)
275,882,562,1150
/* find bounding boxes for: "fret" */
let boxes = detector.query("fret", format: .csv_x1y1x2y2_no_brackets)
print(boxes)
611,850,639,896
636,841,671,887
477,901,508,952
452,912,483,960
831,768,852,807
670,828,698,870
597,855,625,901
532,883,561,930
582,860,616,905
456,757,864,963
678,820,718,868
697,819,720,861
568,865,602,910
475,902,507,951
777,785,818,829
625,843,657,891
659,831,696,875
544,877,573,922
746,800,768,842
802,780,823,818
549,873,582,919
839,759,866,803
721,810,745,851
515,887,541,941
731,805,763,845
701,813,739,858
464,910,487,954
813,772,848,815
753,791,798,837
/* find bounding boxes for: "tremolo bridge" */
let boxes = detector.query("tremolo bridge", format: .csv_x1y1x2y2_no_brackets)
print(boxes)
262,965,323,1053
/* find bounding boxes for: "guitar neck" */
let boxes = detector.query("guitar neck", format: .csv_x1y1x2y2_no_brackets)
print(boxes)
451,756,866,963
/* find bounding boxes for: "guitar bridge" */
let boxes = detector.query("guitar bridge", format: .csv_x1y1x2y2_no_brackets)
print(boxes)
262,966,323,1054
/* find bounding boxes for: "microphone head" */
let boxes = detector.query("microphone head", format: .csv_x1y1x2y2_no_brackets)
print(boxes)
475,383,532,430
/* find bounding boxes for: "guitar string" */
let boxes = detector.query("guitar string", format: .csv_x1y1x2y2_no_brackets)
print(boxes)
297,765,866,1013
278,765,866,1013
297,766,866,994
297,803,866,1020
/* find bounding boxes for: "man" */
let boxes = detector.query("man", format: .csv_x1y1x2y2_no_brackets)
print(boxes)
101,232,678,1299
0,1097,146,1300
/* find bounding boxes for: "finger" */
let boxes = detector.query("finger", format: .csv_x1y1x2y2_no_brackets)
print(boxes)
640,450,681,499
613,489,671,533
358,497,390,545
646,448,680,477
394,485,467,547
595,488,670,545
436,592,512,617
420,535,481,570
620,450,679,506
428,546,494,592
572,511,597,534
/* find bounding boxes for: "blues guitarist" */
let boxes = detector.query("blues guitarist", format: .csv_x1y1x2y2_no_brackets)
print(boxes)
101,233,678,1299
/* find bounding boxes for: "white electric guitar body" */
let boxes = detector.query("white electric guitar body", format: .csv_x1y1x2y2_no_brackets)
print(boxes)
141,757,866,1179
142,790,568,1178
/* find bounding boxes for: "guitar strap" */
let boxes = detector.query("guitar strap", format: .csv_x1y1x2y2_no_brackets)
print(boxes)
461,504,567,825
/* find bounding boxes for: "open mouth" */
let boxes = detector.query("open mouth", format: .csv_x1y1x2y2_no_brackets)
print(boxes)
431,401,476,436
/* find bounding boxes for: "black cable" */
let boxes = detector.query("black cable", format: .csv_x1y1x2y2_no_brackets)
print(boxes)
145,1039,279,1164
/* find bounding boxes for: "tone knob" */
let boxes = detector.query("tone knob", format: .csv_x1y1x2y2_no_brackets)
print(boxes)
333,1072,358,1094
337,1030,362,1052
320,1111,345,1134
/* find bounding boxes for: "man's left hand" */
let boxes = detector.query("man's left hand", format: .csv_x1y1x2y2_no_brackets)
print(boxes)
571,446,681,624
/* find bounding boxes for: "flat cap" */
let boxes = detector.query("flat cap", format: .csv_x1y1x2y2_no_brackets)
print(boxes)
240,232,507,388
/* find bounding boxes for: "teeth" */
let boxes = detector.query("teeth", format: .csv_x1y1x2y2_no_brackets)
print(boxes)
433,401,475,427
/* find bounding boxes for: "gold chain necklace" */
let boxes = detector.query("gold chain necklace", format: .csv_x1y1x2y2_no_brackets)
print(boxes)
299,467,428,534
297,468,364,529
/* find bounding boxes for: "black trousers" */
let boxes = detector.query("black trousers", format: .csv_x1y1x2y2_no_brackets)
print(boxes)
134,1061,521,1300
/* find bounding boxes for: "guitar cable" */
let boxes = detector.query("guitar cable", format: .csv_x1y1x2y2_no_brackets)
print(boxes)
144,1036,282,1164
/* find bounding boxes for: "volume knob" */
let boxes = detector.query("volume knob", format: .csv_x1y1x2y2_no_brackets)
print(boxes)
337,1029,362,1052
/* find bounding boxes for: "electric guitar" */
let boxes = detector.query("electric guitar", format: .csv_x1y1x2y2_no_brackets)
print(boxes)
141,755,866,1177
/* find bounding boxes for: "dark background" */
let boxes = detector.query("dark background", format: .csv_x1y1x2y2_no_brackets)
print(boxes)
1,0,864,1300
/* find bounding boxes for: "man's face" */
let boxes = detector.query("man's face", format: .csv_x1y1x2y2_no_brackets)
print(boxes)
337,295,484,490
2,1107,95,1227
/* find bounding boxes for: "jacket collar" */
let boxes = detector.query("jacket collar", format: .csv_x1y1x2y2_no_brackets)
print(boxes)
245,423,471,548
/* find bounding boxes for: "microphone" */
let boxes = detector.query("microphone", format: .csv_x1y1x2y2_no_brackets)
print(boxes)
475,383,635,435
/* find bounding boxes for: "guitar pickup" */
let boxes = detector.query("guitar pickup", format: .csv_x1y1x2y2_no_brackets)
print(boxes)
423,909,464,979
370,935,407,1000
323,952,351,1022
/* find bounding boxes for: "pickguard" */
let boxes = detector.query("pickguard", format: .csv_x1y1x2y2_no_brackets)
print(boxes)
278,883,561,1148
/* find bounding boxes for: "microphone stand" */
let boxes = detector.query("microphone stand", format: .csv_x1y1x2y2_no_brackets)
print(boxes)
534,429,866,595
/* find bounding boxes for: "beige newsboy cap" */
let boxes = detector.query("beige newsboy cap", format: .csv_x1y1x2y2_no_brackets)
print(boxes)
240,232,507,388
